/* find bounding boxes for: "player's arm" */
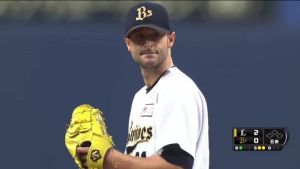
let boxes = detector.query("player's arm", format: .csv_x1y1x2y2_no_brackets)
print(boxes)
104,148,183,169
77,143,193,169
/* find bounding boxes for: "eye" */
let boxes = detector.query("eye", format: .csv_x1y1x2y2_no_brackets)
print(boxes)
150,32,161,40
137,33,145,40
130,33,146,44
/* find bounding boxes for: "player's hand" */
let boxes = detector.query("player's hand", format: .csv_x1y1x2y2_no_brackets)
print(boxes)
77,146,89,169
65,104,114,169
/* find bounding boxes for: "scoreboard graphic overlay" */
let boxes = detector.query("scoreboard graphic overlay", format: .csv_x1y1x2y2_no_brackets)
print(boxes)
233,128,288,151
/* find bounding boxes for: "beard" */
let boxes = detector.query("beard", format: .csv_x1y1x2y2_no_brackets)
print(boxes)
134,54,163,69
132,48,168,69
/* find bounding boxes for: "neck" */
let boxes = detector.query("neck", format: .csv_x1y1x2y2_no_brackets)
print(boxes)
141,56,174,87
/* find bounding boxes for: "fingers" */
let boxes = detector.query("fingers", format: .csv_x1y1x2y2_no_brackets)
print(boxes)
77,147,89,154
77,147,90,169
78,152,87,161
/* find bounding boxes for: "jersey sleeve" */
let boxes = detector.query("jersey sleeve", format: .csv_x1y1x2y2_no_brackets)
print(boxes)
154,81,203,158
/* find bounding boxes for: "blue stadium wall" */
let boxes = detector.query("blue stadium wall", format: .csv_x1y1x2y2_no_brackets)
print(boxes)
0,20,299,169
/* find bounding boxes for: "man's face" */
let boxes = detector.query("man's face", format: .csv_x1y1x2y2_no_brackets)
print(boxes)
125,27,175,69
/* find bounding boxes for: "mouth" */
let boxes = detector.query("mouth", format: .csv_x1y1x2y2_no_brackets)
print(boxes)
140,53,158,60
140,50,158,55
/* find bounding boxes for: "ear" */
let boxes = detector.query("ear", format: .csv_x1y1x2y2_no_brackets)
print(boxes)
124,38,131,52
167,32,176,48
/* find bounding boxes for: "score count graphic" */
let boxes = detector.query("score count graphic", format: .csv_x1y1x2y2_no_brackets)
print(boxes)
233,128,288,151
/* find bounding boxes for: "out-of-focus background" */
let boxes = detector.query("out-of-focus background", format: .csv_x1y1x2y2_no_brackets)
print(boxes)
0,1,299,169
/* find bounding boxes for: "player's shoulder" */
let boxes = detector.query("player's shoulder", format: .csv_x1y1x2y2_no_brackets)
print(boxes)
161,67,199,90
158,67,207,104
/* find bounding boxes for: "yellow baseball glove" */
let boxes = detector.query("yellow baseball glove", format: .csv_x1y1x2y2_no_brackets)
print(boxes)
65,104,114,169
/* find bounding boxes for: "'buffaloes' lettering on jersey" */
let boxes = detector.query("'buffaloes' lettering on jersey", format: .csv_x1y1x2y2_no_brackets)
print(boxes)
126,123,153,154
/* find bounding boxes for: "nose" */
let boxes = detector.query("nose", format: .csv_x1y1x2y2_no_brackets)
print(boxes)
143,40,153,48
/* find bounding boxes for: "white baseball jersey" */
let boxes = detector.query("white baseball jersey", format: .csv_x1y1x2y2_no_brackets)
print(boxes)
125,67,209,169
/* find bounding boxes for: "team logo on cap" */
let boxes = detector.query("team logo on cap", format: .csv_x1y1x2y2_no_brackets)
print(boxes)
136,6,152,21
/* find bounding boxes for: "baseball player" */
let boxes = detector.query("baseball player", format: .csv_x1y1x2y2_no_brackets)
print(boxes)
76,2,209,169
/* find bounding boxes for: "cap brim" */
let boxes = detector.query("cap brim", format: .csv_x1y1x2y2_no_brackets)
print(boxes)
125,24,170,37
